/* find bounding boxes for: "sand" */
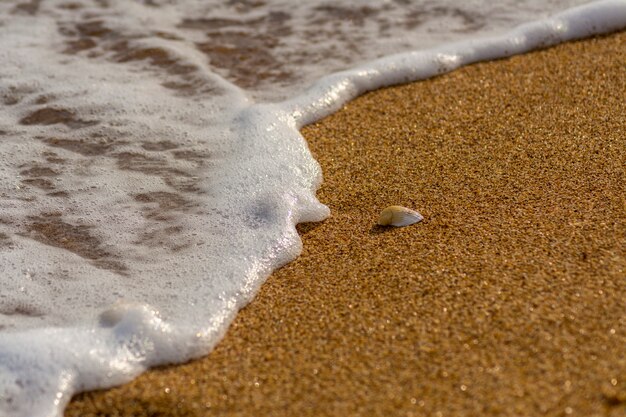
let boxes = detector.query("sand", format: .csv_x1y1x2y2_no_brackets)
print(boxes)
65,32,626,417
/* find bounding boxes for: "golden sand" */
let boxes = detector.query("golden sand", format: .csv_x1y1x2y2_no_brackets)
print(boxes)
66,32,626,417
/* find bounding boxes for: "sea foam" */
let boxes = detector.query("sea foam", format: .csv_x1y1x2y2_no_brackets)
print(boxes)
0,1,624,416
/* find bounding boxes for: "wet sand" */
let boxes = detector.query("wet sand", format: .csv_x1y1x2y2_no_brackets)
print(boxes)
65,32,626,417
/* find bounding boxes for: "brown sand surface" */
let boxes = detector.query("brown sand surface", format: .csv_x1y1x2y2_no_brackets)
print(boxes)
66,33,626,417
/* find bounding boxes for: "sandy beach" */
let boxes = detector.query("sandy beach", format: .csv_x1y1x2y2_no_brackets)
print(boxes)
65,32,625,417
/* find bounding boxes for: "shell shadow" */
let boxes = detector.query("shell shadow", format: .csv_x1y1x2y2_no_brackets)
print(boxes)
369,224,394,235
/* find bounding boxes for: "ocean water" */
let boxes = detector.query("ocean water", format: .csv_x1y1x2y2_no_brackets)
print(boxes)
0,0,624,415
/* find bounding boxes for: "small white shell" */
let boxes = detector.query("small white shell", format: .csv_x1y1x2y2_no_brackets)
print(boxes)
377,205,423,227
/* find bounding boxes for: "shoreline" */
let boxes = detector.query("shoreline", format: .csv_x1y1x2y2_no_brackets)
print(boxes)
66,32,625,417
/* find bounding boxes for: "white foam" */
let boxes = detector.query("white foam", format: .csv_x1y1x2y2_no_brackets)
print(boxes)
285,0,626,125
0,1,624,416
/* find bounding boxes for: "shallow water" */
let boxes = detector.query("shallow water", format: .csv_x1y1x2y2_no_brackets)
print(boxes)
0,1,624,416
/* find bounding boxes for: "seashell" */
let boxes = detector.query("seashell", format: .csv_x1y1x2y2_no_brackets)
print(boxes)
377,205,423,227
